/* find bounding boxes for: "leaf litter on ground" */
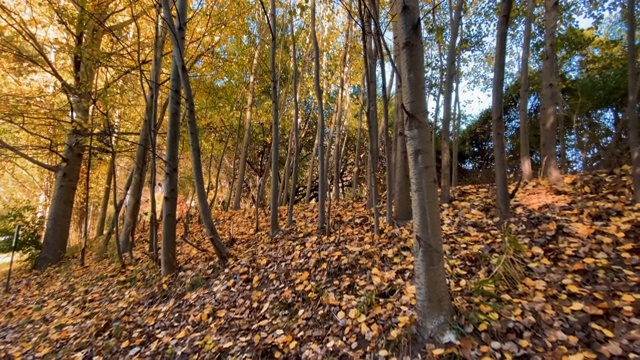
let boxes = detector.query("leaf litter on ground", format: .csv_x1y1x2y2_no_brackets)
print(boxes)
0,166,639,359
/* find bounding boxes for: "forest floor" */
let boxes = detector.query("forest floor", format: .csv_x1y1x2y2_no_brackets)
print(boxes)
1,168,639,359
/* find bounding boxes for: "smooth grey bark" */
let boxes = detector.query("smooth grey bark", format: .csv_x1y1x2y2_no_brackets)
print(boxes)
269,0,280,236
95,162,113,237
110,148,125,268
80,131,93,267
440,0,464,204
540,0,563,186
392,12,411,222
332,16,352,202
161,0,186,276
519,0,535,181
397,0,453,343
162,0,231,262
287,17,300,226
233,44,261,210
209,129,231,210
492,0,513,223
311,0,326,232
627,0,640,203
452,59,461,188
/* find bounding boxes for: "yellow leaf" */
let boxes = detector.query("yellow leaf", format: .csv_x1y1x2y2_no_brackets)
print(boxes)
120,340,130,348
253,275,260,286
478,322,488,331
566,284,581,293
222,341,233,349
531,246,544,256
568,354,584,360
176,329,187,339
254,334,261,344
570,302,584,311
299,271,310,282
432,348,445,356
583,258,595,264
348,309,357,319
337,311,345,320
479,304,492,313
621,294,635,302
519,339,530,347
378,349,389,356
274,350,282,358
488,312,500,321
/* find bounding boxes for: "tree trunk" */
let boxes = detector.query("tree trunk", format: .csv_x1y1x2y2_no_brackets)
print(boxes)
397,0,453,343
440,0,464,204
269,0,280,236
519,0,535,181
364,0,379,212
352,88,364,197
371,1,391,224
452,61,461,187
311,0,326,232
95,162,113,238
233,44,261,210
627,0,640,203
333,16,352,202
540,0,563,186
99,169,133,256
392,15,411,222
287,17,300,226
36,115,87,269
161,0,186,276
162,0,231,262
492,0,513,223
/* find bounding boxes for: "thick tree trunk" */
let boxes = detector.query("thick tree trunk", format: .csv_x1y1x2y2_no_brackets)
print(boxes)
492,0,513,223
36,114,87,270
627,0,640,203
540,0,563,186
397,0,453,343
233,45,261,210
311,0,326,232
519,0,535,181
95,162,113,238
440,0,464,204
163,0,231,261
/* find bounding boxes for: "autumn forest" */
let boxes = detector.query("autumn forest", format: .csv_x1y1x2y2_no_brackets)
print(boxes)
0,0,639,358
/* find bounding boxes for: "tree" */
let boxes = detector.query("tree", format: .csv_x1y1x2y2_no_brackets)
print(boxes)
287,14,300,227
311,0,326,232
441,0,464,204
491,0,514,223
540,0,563,186
233,38,262,211
519,0,535,181
268,0,280,236
397,0,453,343
627,0,640,203
162,0,231,264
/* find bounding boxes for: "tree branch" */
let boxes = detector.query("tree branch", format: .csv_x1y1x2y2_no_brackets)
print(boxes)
0,139,59,172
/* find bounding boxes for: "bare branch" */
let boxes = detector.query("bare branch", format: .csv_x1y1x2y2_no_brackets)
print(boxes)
0,138,59,172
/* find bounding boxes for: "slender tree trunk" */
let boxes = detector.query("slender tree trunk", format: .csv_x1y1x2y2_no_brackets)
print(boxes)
392,15,411,222
440,0,464,204
363,0,379,212
210,129,231,210
540,0,563,186
371,1,391,224
95,163,113,238
162,0,231,262
311,0,326,232
492,0,513,223
397,0,452,343
352,88,364,197
452,64,461,187
233,44,261,210
287,17,300,226
305,132,319,203
111,148,125,268
519,0,535,181
269,0,280,236
627,0,640,203
161,0,186,276
80,131,93,267
99,169,133,256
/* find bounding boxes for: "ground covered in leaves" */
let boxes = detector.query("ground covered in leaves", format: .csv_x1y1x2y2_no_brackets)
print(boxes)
1,168,639,359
